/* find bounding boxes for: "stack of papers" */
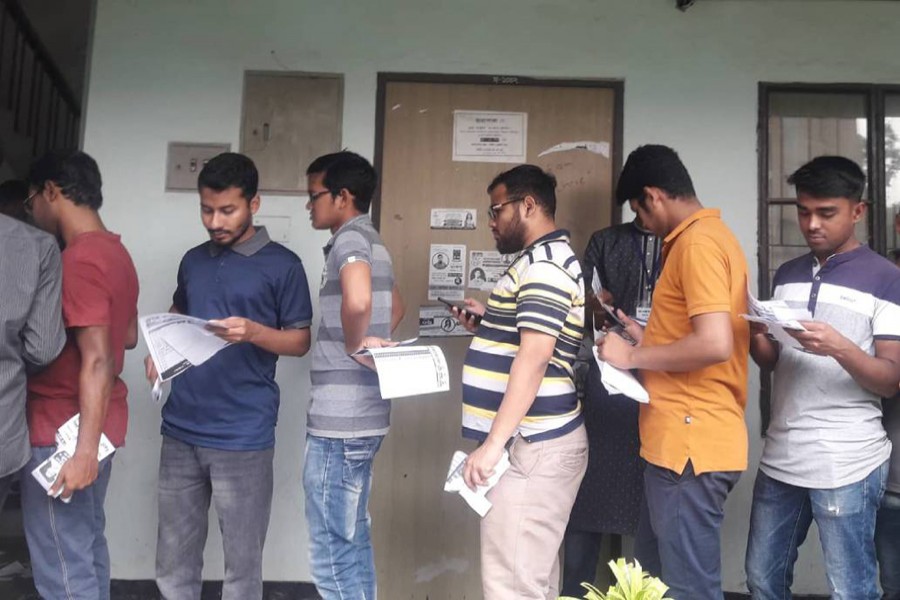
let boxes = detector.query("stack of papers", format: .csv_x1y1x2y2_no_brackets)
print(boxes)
742,290,812,350
31,414,115,502
443,450,510,517
354,341,450,399
140,313,232,401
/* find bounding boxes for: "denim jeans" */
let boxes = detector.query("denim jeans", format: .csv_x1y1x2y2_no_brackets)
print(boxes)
20,446,113,600
746,462,888,600
0,472,14,512
303,434,383,600
561,530,604,596
635,460,740,600
876,491,900,600
155,436,274,600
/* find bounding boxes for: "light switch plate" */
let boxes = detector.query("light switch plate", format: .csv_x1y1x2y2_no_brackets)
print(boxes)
166,142,231,192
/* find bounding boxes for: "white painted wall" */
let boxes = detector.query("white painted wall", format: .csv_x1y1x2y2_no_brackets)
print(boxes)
85,0,900,593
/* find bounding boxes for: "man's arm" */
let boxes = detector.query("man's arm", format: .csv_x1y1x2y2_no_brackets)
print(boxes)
749,322,780,370
598,311,733,372
22,240,65,367
790,324,900,398
210,318,310,357
390,284,405,333
339,261,372,353
124,313,138,350
463,329,556,488
50,325,114,499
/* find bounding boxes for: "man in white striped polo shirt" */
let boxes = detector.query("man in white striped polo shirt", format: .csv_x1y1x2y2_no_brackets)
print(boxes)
746,156,900,600
453,164,587,600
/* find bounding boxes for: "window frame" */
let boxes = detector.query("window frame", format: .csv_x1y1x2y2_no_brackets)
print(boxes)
756,82,900,432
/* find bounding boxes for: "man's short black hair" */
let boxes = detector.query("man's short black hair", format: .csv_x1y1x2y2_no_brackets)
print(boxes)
0,179,29,221
787,156,865,202
306,151,378,213
27,150,103,209
198,152,259,200
615,144,696,205
487,164,557,217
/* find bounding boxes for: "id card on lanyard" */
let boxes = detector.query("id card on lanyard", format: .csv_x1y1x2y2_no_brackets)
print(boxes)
631,231,660,324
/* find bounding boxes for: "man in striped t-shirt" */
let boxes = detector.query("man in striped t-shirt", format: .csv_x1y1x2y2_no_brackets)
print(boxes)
453,164,587,600
303,152,405,600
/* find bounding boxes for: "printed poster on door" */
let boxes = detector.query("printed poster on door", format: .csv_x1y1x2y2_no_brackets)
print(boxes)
428,244,466,301
452,110,527,163
468,250,516,291
418,306,473,338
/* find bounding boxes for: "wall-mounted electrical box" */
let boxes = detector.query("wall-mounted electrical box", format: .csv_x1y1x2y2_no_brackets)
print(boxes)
165,142,231,192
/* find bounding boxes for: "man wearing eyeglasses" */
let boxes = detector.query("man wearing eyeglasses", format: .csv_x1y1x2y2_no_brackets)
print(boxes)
21,150,139,600
453,164,587,600
303,151,405,600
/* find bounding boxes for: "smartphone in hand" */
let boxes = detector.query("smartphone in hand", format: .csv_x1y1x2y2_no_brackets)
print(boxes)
438,297,482,326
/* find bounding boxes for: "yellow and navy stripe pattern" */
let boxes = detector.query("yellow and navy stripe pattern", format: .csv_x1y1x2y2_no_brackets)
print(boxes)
462,230,585,442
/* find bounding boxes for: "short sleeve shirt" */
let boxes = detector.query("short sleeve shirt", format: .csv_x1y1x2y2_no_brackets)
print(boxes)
27,231,140,447
761,245,900,488
639,209,750,475
163,227,312,450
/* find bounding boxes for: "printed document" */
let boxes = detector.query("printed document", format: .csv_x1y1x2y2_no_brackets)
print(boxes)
31,414,115,502
354,342,450,399
443,450,510,517
140,313,231,383
742,288,811,350
592,345,649,403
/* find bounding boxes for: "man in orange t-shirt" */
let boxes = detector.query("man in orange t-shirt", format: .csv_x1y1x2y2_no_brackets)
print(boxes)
597,145,749,600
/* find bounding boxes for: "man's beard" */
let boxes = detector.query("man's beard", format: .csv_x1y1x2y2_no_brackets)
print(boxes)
495,212,526,254
208,218,252,247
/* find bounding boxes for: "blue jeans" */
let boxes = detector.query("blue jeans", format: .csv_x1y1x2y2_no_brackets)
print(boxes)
20,446,113,600
303,434,383,600
746,462,888,600
876,491,900,600
155,436,274,600
635,460,740,600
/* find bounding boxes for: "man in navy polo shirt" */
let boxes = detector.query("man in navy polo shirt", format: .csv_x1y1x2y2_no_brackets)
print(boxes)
147,153,313,600
746,156,900,600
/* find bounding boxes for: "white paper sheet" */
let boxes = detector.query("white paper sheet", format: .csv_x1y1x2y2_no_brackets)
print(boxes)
742,288,812,350
32,414,116,502
140,313,231,383
355,344,450,399
592,345,649,403
452,110,527,163
443,450,511,517
428,244,466,301
430,208,477,230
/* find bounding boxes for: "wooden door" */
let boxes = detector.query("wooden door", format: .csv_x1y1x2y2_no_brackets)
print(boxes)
372,75,621,599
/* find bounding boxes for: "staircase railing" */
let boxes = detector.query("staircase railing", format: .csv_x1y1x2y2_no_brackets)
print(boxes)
0,0,80,160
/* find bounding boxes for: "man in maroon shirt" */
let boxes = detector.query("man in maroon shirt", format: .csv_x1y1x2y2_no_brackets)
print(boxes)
22,150,139,600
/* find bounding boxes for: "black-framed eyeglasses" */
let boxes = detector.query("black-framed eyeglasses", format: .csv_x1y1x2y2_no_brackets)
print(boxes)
487,197,523,220
309,190,331,202
24,189,39,213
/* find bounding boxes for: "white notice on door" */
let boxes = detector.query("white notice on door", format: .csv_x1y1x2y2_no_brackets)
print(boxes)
452,111,527,163
428,244,466,301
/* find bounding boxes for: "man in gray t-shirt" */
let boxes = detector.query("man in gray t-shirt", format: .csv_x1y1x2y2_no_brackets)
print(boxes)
302,152,404,600
746,157,900,600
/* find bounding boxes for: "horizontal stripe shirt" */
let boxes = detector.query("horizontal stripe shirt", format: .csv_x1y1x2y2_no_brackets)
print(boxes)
308,215,395,438
462,229,585,442
762,244,900,488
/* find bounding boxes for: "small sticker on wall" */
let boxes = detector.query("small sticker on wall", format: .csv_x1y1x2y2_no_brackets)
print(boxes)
418,306,472,337
468,250,515,291
431,208,477,230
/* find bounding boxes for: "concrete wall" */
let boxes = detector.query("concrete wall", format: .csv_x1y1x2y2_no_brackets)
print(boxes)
84,0,900,593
